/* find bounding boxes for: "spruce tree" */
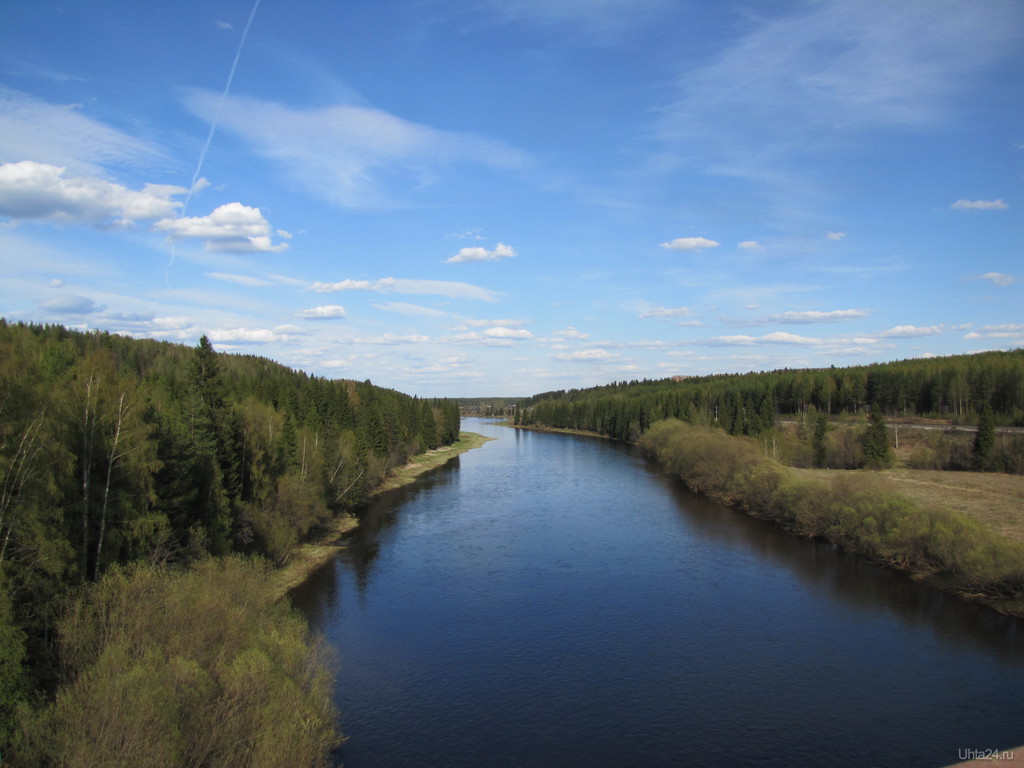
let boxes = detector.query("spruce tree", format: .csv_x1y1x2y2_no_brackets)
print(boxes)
972,404,995,472
861,403,893,469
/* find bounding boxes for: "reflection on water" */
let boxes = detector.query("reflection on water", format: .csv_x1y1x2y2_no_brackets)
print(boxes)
291,419,1024,768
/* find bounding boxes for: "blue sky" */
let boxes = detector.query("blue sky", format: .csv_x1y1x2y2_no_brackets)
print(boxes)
1,0,1021,397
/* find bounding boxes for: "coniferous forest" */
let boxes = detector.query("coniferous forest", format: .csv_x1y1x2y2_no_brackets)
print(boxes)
0,320,459,765
514,350,1024,472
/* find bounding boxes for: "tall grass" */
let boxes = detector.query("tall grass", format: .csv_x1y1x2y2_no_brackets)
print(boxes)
640,419,1024,609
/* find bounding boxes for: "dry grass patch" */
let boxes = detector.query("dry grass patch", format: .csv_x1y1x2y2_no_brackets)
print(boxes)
793,468,1024,544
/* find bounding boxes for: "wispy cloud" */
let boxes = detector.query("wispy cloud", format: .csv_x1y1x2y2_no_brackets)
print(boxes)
951,198,1009,210
551,348,614,361
640,306,697,319
661,2,1023,150
0,87,163,175
770,309,869,324
877,325,944,339
311,277,498,301
462,0,674,43
979,272,1015,287
184,91,527,208
207,272,273,287
372,302,448,317
39,294,105,315
964,324,1024,342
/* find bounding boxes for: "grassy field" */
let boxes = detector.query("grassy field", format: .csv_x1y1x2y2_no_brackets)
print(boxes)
790,468,1024,544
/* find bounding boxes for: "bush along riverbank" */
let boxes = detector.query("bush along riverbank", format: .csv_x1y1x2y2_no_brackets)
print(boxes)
639,419,1024,617
271,430,495,599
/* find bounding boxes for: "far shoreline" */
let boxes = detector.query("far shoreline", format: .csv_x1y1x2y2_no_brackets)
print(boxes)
272,431,496,599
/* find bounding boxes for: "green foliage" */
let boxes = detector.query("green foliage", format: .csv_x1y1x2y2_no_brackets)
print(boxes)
972,403,996,471
0,571,28,749
518,350,1024,454
639,419,1024,604
861,404,893,469
0,320,461,758
11,557,339,768
812,409,829,468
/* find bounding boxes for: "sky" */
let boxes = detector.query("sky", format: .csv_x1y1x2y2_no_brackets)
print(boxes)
1,0,1021,397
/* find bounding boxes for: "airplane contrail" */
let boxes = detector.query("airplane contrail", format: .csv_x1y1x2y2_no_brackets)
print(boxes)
166,0,263,286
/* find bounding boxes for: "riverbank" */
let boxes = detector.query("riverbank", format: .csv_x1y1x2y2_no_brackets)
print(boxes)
640,419,1024,618
272,431,494,598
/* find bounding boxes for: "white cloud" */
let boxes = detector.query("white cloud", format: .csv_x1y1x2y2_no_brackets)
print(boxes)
446,242,516,263
460,317,528,328
311,279,374,293
709,332,823,346
877,325,944,338
553,326,589,339
770,309,869,324
208,326,300,343
484,327,532,339
0,161,183,225
951,199,1009,210
738,240,763,250
298,305,347,319
826,232,846,241
154,202,288,253
979,272,1015,287
184,91,526,209
660,236,719,252
215,20,233,30
964,324,1024,340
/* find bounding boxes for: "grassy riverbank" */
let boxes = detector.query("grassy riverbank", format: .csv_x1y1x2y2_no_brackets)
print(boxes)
640,419,1024,617
271,431,494,598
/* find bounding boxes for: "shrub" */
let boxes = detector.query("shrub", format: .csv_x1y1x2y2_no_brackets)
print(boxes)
11,557,340,768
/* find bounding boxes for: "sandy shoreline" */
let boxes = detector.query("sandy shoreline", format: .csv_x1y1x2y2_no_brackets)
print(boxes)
272,431,495,599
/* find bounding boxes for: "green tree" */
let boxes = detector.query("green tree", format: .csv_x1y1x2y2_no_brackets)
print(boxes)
972,404,996,472
861,404,893,469
812,409,830,468
0,570,27,750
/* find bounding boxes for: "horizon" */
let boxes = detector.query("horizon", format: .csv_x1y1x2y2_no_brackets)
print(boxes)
1,1,1021,398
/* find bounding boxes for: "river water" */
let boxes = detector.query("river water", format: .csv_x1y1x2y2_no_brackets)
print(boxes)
290,419,1024,768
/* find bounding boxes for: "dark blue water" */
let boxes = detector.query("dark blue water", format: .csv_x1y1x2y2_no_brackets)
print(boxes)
290,419,1024,768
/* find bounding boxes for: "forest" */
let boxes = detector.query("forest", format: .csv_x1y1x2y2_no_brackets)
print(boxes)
514,350,1024,473
0,320,460,765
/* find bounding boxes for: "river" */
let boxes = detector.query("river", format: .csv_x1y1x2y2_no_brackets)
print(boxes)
290,418,1024,768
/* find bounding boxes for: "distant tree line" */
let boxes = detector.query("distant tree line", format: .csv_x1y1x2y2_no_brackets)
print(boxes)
515,351,1024,472
0,320,460,760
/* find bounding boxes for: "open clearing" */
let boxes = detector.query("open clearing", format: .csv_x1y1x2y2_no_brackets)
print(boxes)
794,467,1024,543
